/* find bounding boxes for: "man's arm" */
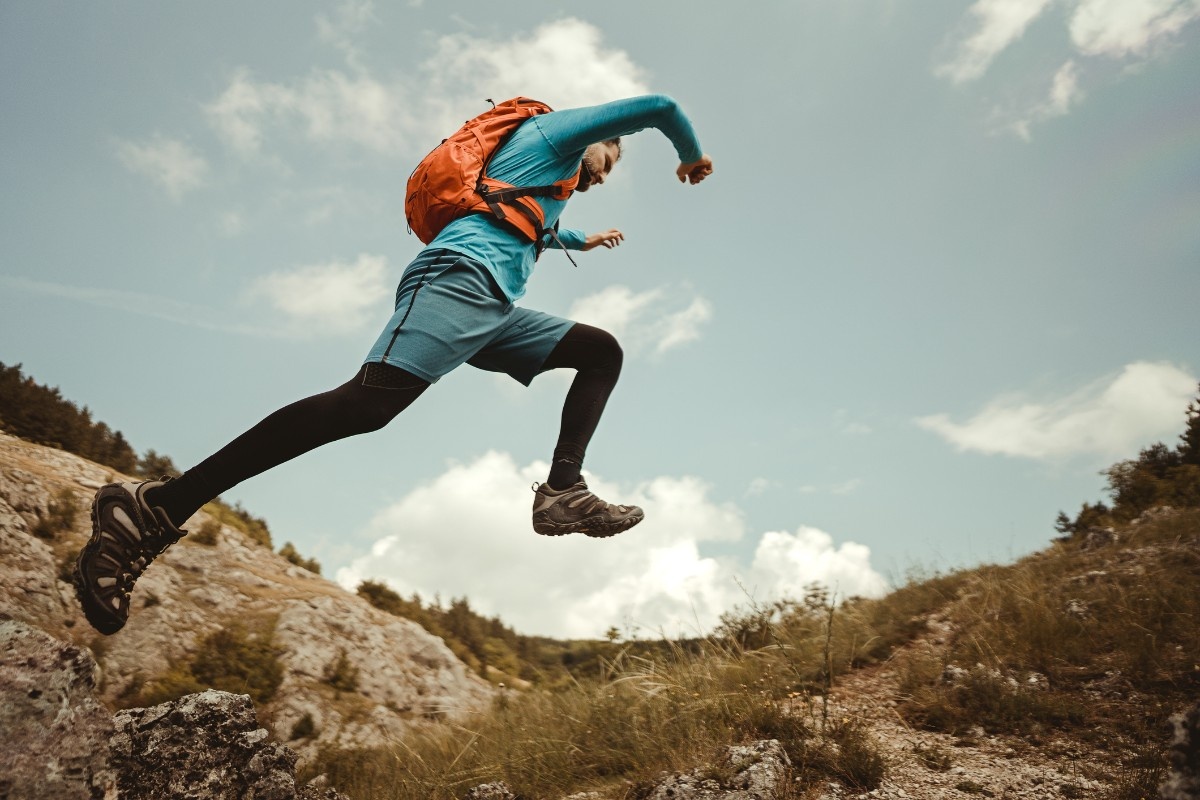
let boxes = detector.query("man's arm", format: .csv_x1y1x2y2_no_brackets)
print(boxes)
543,228,625,251
536,95,704,165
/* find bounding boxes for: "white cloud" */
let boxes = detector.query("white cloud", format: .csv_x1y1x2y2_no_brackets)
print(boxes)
916,361,1197,460
938,0,1200,137
1005,60,1085,140
336,452,886,638
0,275,272,337
937,0,1056,84
205,17,650,163
219,210,245,237
745,477,773,496
420,18,650,131
752,528,886,602
834,409,873,436
316,0,377,69
246,253,392,336
205,18,648,161
206,68,413,156
115,135,208,199
1070,0,1200,57
567,285,712,357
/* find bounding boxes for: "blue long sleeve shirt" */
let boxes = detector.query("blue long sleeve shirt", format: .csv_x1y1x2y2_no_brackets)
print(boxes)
428,94,703,301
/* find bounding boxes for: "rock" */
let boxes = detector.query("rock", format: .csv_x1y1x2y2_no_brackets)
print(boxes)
109,688,350,800
0,496,66,631
1082,527,1119,550
942,664,969,684
1160,702,1200,800
1065,599,1090,619
464,782,518,799
0,432,493,758
0,620,115,800
1134,506,1176,526
644,739,791,799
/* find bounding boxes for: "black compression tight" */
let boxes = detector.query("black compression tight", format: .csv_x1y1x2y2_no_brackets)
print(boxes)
148,322,622,527
541,323,623,487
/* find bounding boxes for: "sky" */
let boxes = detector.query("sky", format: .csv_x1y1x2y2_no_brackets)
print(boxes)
2,1,1197,639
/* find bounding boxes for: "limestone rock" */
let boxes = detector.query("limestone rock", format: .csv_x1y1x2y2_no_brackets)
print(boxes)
645,739,791,800
0,619,115,800
464,783,518,799
0,431,493,760
1161,702,1200,800
271,595,493,755
0,495,65,629
108,688,346,800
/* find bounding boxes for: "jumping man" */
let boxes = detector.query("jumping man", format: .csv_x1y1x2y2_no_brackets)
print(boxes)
74,94,713,635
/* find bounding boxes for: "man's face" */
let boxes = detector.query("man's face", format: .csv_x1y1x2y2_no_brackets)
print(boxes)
576,141,620,192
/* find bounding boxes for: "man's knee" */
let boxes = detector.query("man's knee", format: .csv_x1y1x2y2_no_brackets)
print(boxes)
590,327,623,372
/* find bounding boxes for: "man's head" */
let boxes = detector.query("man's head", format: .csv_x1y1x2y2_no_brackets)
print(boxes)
576,138,622,192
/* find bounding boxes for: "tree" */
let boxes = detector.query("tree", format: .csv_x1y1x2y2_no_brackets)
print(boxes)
138,449,179,479
1179,384,1200,467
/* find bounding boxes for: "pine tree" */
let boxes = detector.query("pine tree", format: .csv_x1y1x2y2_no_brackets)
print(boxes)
1179,383,1200,467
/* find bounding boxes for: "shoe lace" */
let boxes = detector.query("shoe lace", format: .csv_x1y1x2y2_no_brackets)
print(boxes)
115,521,172,601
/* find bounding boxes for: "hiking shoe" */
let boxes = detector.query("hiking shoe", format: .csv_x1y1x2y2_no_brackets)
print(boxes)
531,480,644,537
73,480,186,635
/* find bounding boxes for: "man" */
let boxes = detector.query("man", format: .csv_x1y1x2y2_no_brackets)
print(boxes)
74,94,713,635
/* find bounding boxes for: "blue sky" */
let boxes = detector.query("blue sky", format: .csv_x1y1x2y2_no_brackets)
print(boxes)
2,1,1197,638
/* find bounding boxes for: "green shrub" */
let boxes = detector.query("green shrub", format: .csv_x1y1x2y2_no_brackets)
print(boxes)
279,541,321,574
31,488,79,540
135,666,207,707
291,713,317,741
190,519,221,546
325,650,359,693
201,499,272,549
191,621,285,704
121,618,284,708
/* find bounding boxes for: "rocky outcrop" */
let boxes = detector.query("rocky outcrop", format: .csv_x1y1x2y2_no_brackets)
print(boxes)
110,689,346,800
0,431,493,762
643,740,791,800
1161,702,1200,800
0,620,347,800
0,619,115,800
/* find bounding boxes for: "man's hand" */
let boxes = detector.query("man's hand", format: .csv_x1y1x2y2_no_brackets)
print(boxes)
582,229,625,251
677,154,714,185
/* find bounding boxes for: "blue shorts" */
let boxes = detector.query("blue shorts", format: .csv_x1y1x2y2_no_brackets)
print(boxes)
364,249,575,386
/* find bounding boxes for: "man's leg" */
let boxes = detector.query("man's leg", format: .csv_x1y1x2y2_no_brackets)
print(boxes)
539,323,624,489
530,323,644,537
147,362,429,527
74,362,428,634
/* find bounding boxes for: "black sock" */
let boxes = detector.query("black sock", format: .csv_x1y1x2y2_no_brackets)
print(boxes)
547,458,581,490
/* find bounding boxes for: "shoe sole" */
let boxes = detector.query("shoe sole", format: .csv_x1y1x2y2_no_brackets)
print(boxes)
534,511,644,539
72,484,130,636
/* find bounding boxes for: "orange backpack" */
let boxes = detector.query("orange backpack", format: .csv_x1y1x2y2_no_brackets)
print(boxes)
405,97,581,246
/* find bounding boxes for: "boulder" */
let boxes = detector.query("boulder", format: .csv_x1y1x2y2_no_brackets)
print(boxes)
645,739,791,800
0,619,115,800
1161,702,1200,800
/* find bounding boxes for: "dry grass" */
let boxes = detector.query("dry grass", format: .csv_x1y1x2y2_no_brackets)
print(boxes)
896,509,1199,746
300,510,1198,799
302,614,889,799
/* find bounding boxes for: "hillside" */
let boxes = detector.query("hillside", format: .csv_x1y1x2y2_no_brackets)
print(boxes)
0,430,493,763
1,371,1198,799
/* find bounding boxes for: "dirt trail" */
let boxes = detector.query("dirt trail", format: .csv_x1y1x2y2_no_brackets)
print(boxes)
816,615,1115,800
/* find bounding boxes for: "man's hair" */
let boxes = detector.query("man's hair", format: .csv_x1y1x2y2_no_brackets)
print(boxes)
603,137,623,161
